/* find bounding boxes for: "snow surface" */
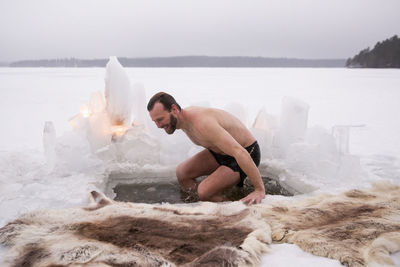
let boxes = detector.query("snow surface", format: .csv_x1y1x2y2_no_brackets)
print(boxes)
1,66,400,265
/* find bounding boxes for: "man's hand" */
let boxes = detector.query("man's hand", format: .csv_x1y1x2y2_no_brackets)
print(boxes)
240,190,266,206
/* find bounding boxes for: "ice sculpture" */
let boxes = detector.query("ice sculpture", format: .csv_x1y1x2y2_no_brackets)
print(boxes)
275,97,309,156
251,108,279,158
104,56,133,126
280,97,309,144
68,57,137,151
66,57,161,165
69,91,112,151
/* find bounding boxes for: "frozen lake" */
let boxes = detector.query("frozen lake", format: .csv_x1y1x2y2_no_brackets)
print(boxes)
1,67,399,176
1,67,400,266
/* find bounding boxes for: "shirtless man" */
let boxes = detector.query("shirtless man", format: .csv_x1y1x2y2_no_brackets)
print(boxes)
147,92,265,205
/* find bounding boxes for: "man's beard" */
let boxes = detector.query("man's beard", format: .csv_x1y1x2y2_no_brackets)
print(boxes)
165,113,177,134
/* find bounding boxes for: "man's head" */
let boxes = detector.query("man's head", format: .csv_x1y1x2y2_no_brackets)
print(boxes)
147,92,181,134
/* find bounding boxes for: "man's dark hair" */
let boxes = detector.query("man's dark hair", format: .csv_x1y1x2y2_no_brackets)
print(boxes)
147,92,182,112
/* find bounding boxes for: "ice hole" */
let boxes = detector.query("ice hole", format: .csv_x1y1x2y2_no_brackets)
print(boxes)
105,172,293,204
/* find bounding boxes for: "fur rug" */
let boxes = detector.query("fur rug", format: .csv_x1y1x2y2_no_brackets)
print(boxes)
0,191,270,267
1,182,400,266
256,181,400,266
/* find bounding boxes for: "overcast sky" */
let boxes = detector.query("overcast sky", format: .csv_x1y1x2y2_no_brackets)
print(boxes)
0,0,399,61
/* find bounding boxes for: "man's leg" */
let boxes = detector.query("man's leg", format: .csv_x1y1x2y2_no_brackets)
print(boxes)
176,149,219,191
197,166,240,202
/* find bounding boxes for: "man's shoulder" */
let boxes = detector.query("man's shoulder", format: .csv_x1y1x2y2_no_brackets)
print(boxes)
186,106,218,117
186,106,214,111
187,107,219,128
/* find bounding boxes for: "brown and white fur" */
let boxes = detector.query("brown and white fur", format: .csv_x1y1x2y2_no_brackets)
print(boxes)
0,191,270,267
256,181,400,266
1,182,400,266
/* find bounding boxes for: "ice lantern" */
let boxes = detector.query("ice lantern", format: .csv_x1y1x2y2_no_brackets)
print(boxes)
69,57,134,151
69,91,112,151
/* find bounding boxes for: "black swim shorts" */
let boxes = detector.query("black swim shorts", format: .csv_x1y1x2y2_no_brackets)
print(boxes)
209,141,261,187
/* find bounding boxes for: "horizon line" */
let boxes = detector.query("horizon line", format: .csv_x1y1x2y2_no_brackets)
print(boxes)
1,55,347,63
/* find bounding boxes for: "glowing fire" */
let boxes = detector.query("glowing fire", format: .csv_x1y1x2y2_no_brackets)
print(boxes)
69,93,131,140
80,103,92,118
111,125,128,137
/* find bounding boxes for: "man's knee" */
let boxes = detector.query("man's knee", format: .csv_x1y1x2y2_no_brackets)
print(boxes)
176,163,187,183
176,163,197,188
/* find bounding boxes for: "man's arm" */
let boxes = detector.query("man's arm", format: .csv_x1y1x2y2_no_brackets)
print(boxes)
198,119,265,205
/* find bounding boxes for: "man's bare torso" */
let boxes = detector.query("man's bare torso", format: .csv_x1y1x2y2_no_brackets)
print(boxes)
181,107,255,154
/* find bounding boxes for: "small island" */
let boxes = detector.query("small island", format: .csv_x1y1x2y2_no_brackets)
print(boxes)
346,35,400,68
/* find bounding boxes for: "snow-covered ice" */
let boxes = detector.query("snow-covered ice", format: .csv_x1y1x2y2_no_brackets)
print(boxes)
1,65,400,265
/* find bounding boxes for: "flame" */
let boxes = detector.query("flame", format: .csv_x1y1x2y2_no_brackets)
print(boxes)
111,125,128,137
70,97,130,138
80,103,92,118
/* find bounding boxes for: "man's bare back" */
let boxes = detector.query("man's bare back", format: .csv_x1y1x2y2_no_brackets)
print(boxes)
147,92,265,205
180,107,255,153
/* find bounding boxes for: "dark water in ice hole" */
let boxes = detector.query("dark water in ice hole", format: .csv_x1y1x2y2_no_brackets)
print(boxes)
113,177,293,204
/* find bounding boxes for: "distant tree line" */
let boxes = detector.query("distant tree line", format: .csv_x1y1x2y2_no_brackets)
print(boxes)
346,35,400,68
7,56,345,68
9,58,106,67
